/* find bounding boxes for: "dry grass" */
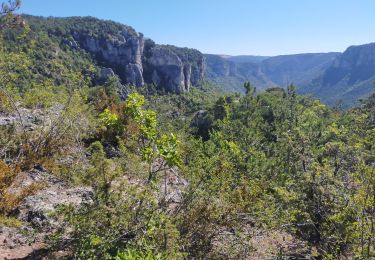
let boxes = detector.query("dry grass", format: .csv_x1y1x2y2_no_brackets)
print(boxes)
0,215,22,227
0,160,43,215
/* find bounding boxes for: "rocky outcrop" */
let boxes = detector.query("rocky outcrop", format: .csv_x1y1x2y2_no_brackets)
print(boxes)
205,54,238,77
98,67,128,100
144,45,205,93
191,110,213,140
331,43,375,70
147,47,187,93
151,158,188,205
99,67,115,80
70,23,205,93
22,15,205,94
325,43,375,85
11,169,93,226
0,168,93,259
73,29,145,87
0,105,64,132
191,56,206,86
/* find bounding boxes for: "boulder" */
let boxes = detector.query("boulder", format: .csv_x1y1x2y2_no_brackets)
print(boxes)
191,110,213,140
99,67,115,81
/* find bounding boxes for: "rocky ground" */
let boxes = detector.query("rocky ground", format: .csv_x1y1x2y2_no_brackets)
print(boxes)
0,168,92,260
0,167,315,259
212,228,312,259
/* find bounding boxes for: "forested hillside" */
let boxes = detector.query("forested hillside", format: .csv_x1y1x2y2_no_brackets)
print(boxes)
302,43,375,106
0,2,375,259
207,47,375,106
205,53,338,94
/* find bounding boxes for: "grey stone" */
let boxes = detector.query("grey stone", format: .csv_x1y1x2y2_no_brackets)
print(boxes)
100,67,115,80
192,110,209,128
183,64,192,91
147,47,186,93
71,29,204,93
0,168,93,259
98,67,128,100
124,63,143,86
73,29,144,87
9,168,93,227
117,80,128,100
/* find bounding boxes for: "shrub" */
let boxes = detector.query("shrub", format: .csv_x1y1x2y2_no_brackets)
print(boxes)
0,160,43,215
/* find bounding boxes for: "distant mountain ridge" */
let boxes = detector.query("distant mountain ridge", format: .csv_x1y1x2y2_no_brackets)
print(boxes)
301,43,375,105
205,52,339,97
261,53,339,87
206,44,375,106
224,55,270,63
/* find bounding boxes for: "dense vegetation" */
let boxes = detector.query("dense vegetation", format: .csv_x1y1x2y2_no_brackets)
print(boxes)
1,2,375,259
23,14,137,39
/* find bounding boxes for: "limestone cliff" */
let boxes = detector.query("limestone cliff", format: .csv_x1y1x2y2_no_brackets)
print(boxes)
145,45,205,93
62,18,205,93
72,28,145,87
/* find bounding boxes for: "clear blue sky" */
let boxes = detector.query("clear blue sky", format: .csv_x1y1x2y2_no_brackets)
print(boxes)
19,0,375,56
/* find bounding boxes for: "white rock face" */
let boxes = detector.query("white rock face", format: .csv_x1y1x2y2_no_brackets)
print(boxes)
71,29,205,93
148,47,186,93
73,29,145,87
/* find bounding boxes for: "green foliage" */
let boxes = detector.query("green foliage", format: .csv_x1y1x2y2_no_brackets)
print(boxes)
23,15,137,39
125,93,156,139
98,108,123,138
0,215,22,227
157,133,181,167
99,108,120,128
243,81,256,96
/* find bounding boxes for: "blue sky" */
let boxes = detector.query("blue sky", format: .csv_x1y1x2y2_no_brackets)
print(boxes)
20,0,375,56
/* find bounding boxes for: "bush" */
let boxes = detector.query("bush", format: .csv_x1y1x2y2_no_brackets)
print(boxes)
0,160,43,215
